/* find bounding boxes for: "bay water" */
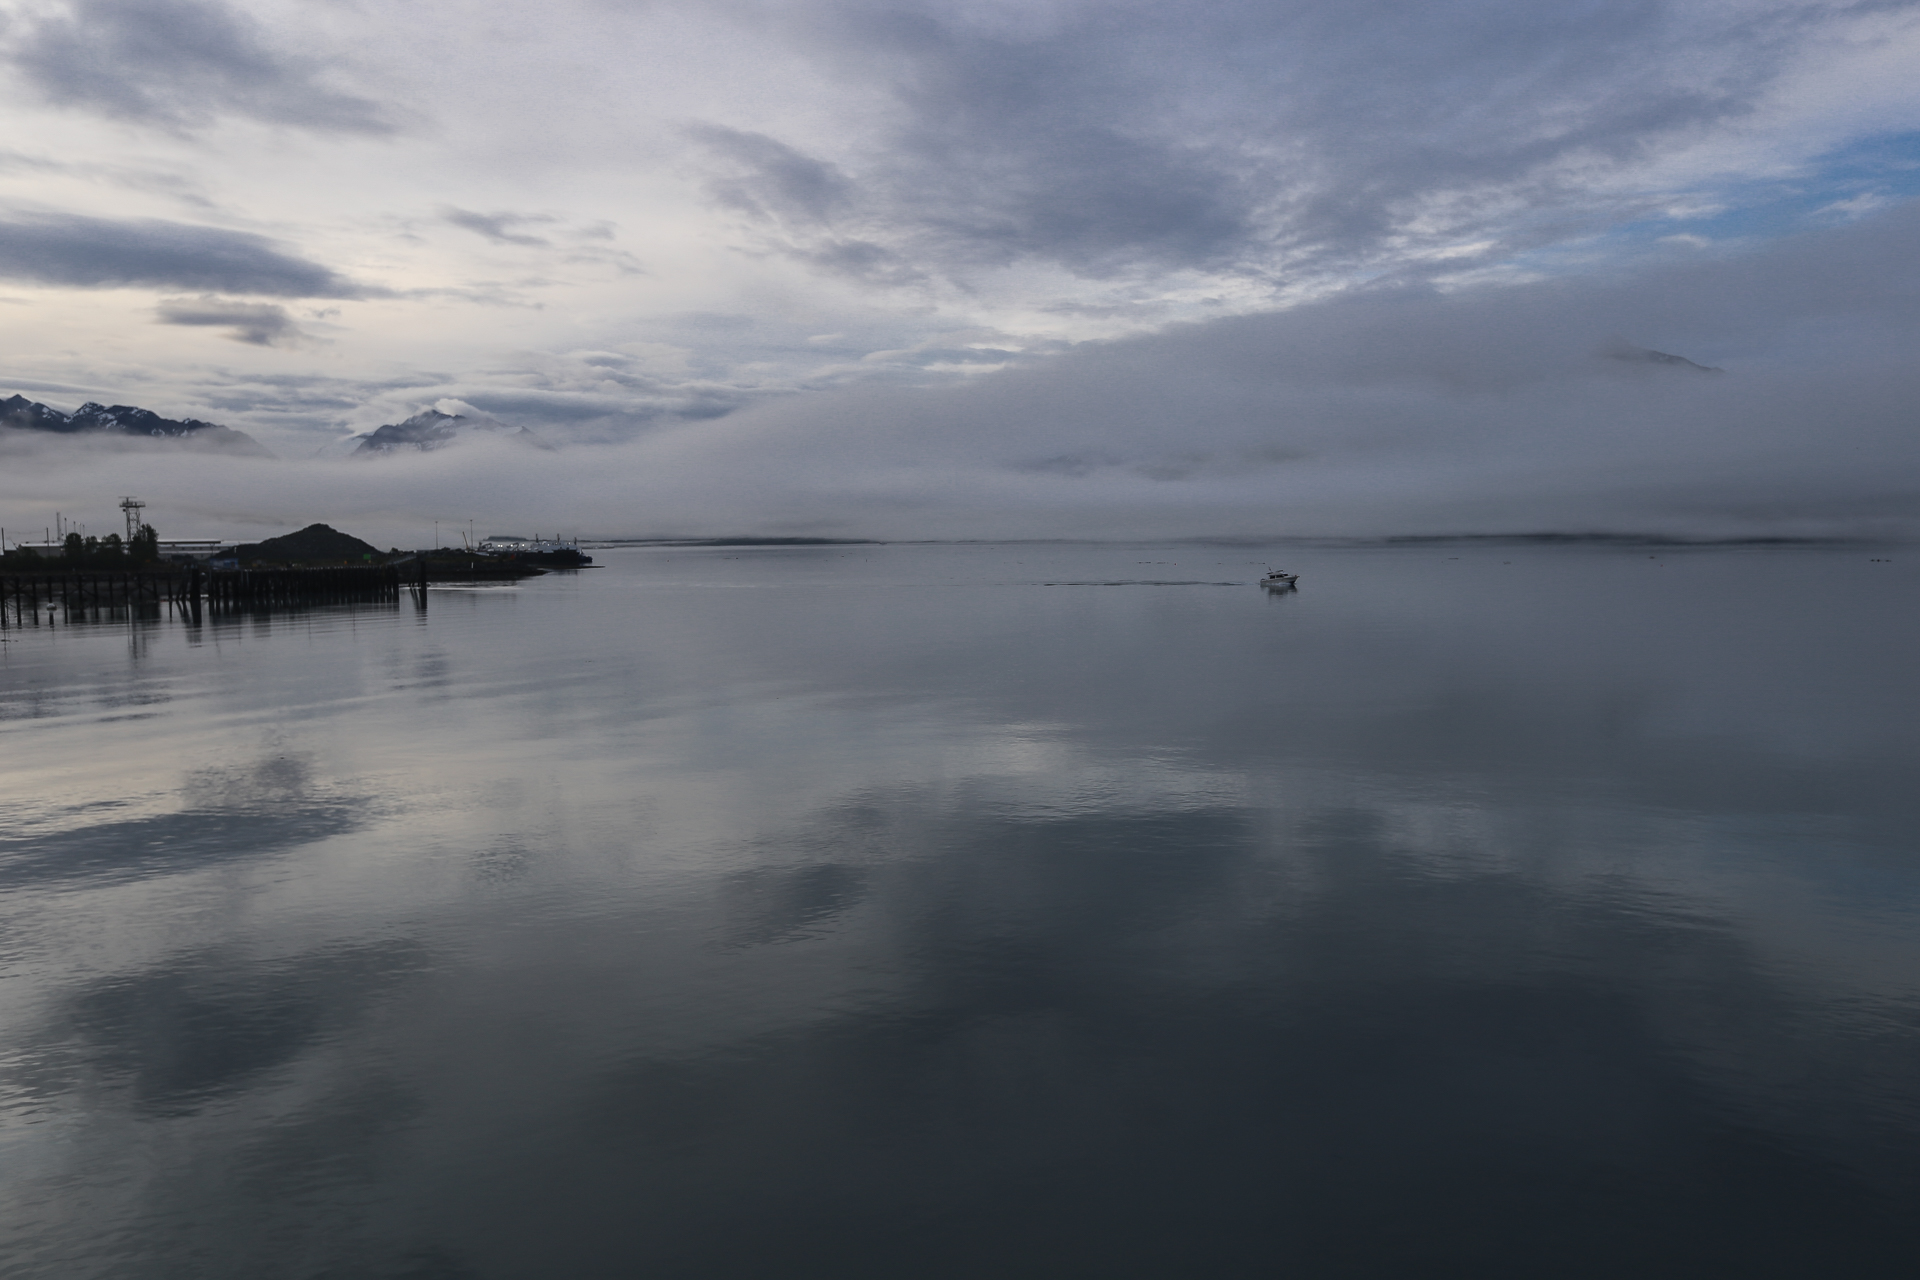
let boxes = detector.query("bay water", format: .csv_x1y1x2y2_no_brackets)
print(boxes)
2,542,1916,1278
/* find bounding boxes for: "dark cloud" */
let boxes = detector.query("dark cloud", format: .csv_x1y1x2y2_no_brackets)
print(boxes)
687,0,1888,286
450,383,760,439
6,0,391,133
155,296,301,345
688,124,923,284
442,208,555,247
0,213,371,297
689,124,859,227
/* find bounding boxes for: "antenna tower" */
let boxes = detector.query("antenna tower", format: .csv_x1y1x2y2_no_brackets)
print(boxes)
120,496,146,543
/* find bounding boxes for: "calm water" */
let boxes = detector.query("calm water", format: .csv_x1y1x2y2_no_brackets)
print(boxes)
2,542,1917,1278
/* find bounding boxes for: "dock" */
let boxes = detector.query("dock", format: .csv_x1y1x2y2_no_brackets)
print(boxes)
1,564,425,626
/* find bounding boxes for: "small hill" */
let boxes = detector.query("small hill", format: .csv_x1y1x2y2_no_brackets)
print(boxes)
237,524,384,563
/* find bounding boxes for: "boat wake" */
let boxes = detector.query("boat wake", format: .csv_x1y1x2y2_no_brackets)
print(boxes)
1039,580,1245,587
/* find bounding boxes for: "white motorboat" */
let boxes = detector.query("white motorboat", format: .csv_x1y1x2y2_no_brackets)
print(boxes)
1261,570,1299,587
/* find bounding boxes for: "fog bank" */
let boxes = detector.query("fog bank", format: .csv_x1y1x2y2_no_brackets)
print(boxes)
5,203,1917,546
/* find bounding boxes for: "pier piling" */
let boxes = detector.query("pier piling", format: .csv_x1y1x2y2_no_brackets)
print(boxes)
2,564,403,623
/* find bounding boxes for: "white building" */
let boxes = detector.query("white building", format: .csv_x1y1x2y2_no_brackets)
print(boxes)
4,538,238,561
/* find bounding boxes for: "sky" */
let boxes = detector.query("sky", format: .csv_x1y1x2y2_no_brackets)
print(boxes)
2,0,1918,542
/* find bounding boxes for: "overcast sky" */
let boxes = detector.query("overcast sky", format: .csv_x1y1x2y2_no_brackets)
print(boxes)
2,0,1918,540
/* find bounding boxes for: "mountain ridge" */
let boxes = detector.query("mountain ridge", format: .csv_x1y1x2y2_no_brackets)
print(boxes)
1,392,269,454
350,408,540,455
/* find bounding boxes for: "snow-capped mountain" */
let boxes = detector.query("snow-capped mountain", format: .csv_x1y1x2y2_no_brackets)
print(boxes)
347,408,541,455
1,393,269,453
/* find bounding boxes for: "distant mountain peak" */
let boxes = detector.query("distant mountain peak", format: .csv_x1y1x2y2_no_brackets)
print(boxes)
1,391,269,453
0,393,70,432
1602,341,1724,373
350,406,540,455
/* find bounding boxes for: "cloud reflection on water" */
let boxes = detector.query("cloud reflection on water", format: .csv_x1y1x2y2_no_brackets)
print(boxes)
0,544,1915,1277
0,754,374,890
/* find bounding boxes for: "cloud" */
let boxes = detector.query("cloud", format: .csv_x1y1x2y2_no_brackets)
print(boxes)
684,27,1255,282
687,124,922,285
8,193,1918,531
0,213,372,296
678,0,1909,292
5,0,391,133
411,196,1912,538
155,296,302,346
441,208,554,247
3,4,1919,538
5,0,1914,441
689,124,859,227
5,197,1919,545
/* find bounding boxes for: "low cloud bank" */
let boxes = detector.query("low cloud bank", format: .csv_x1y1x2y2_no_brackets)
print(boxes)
4,203,1918,546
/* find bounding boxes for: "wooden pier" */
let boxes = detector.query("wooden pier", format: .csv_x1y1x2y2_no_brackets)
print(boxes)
2,564,421,626
1,570,187,624
198,565,406,608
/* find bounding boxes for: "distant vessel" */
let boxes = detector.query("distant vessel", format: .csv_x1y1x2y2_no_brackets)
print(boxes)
1261,570,1298,587
477,535,593,567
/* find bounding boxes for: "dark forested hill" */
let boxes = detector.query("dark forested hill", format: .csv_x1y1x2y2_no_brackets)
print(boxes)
236,524,385,563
